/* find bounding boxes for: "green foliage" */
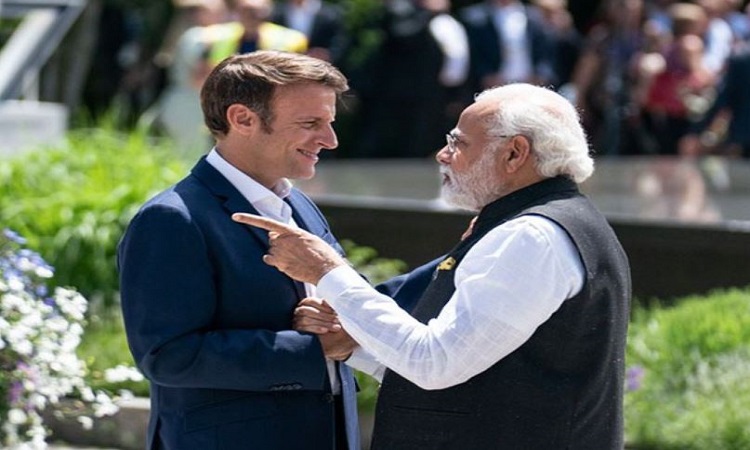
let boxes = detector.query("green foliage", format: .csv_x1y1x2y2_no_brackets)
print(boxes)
341,239,408,285
334,0,384,70
80,311,150,398
0,126,188,307
0,17,22,47
339,239,407,411
625,288,750,449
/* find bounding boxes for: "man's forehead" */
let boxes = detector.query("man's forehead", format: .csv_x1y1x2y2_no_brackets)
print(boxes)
458,101,495,131
272,85,337,117
273,83,336,102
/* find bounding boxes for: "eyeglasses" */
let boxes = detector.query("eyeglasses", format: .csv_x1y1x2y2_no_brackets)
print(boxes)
444,132,514,156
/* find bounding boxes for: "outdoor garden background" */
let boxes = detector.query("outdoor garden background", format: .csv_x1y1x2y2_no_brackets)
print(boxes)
2,0,750,448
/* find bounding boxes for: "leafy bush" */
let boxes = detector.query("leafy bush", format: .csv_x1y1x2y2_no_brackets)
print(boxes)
0,127,188,308
79,312,149,399
625,288,750,449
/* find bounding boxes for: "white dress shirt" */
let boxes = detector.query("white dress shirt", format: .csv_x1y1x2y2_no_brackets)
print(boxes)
319,215,585,390
492,2,533,83
429,13,470,87
286,0,321,39
206,149,340,393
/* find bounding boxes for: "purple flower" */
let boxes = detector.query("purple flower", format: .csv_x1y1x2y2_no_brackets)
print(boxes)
626,365,645,392
3,229,27,245
9,380,24,404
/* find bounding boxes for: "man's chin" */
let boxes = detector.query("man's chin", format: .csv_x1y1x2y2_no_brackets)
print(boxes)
440,190,481,213
296,167,316,181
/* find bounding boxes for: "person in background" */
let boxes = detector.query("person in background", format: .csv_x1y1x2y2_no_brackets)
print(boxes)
188,0,308,89
529,0,583,89
723,0,750,44
145,0,230,156
118,51,360,450
234,82,632,450
569,0,652,155
353,0,470,158
270,0,349,65
459,0,557,92
639,2,717,155
147,0,307,155
679,43,750,157
696,0,734,74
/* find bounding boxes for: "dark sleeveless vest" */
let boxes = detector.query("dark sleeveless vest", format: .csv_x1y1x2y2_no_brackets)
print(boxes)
371,176,631,450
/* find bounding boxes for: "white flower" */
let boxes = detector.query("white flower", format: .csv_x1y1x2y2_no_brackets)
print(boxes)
93,393,120,417
77,416,94,430
104,365,145,383
13,338,33,356
1,229,121,447
7,277,24,292
7,409,27,425
34,266,54,278
79,386,95,403
118,389,135,401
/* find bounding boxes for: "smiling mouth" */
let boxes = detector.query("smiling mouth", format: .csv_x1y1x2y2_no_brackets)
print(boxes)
298,149,319,161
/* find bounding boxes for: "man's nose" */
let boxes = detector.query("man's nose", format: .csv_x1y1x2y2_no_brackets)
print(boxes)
436,145,451,164
319,124,338,150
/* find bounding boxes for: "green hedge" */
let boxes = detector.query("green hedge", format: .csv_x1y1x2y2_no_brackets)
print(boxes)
0,127,188,308
625,288,750,449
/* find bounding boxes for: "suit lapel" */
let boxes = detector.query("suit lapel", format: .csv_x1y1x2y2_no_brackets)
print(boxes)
190,157,273,248
286,190,329,237
284,191,323,299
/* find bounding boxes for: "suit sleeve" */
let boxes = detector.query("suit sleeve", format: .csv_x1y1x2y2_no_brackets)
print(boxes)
375,257,441,313
117,203,328,392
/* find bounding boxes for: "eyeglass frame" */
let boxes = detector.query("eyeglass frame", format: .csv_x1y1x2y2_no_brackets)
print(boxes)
444,131,515,156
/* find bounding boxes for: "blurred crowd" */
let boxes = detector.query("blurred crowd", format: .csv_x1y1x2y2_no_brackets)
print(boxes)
82,0,750,159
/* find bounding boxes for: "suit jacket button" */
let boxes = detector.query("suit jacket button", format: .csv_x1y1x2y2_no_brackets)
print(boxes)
324,393,335,403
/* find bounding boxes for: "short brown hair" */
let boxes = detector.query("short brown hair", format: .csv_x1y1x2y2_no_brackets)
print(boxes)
200,50,349,137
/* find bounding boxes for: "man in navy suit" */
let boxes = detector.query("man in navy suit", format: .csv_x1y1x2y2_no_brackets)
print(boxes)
117,50,359,450
679,44,750,158
459,0,557,92
270,0,348,65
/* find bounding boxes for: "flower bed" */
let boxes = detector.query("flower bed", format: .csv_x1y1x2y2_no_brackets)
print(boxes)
0,229,117,448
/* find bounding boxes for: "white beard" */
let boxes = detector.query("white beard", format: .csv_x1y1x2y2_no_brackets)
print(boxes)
439,151,500,212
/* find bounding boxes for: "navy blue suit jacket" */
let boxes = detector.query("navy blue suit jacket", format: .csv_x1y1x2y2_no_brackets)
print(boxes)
460,2,556,91
270,3,348,65
118,157,359,450
694,47,750,154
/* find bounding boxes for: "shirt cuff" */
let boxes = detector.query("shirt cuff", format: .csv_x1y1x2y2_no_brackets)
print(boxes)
346,347,385,382
317,264,370,308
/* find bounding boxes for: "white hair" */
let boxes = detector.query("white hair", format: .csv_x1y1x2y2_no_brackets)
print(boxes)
475,83,594,183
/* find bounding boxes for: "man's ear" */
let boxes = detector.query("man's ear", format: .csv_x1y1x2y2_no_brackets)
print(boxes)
226,104,258,136
504,135,532,173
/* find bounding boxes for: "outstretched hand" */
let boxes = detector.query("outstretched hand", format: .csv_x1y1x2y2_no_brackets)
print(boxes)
232,213,347,285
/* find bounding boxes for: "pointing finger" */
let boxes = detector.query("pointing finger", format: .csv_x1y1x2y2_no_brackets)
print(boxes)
232,213,293,233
